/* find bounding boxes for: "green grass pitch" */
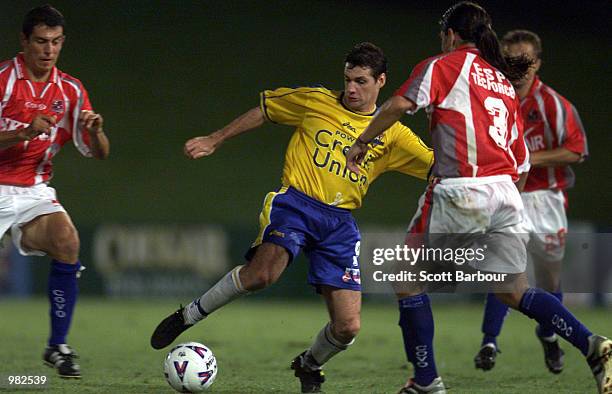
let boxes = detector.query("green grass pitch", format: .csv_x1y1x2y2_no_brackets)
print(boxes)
0,298,607,393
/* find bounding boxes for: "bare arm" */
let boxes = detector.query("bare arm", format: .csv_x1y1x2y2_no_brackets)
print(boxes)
79,110,109,159
87,131,109,159
529,147,581,167
184,106,265,159
0,114,55,149
345,95,416,173
0,129,38,149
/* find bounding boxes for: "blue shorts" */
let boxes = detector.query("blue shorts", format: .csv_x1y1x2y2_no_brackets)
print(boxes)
245,186,361,291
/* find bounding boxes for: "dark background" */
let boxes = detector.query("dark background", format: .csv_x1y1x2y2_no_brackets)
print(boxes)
1,0,610,230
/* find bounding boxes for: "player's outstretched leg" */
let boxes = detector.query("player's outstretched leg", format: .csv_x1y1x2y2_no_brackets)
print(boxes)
500,287,611,393
150,265,248,349
151,243,289,349
291,287,359,393
43,260,82,378
397,294,446,394
475,292,509,371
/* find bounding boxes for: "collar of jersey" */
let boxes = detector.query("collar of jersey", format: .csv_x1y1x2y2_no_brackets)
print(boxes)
15,53,59,84
525,75,542,98
339,92,378,116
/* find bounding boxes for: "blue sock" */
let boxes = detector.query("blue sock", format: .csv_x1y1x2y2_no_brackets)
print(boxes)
536,291,563,338
519,288,591,356
48,260,80,346
398,294,438,387
481,293,510,347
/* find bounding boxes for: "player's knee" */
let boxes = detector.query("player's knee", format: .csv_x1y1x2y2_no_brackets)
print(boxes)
242,268,281,291
494,292,522,309
257,270,282,289
242,244,288,290
536,273,560,293
50,225,80,263
332,318,360,343
538,280,559,293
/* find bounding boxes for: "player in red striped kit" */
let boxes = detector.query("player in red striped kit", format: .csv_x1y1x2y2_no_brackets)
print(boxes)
475,30,589,375
346,3,610,393
0,5,109,378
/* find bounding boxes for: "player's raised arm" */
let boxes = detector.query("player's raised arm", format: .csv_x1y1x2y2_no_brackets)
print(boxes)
345,95,415,173
184,106,265,159
79,110,109,159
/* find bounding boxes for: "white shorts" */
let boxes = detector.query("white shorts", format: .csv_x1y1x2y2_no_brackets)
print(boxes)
522,189,567,262
0,184,66,256
407,175,528,274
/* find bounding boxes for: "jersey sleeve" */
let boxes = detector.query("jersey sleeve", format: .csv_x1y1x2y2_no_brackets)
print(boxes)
65,79,94,157
394,56,442,115
0,61,11,119
561,103,588,161
260,87,312,127
510,110,530,174
384,124,434,180
543,92,588,161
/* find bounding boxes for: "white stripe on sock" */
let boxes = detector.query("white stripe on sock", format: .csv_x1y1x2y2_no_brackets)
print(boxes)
183,265,249,325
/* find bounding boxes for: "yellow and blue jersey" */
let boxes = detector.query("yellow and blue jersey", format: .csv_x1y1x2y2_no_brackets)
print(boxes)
260,86,433,210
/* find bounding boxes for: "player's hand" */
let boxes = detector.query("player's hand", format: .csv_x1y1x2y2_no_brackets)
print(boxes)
184,135,221,159
79,110,104,134
20,114,56,140
345,141,369,174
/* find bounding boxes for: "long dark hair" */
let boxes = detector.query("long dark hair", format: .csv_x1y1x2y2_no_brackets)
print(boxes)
439,2,531,82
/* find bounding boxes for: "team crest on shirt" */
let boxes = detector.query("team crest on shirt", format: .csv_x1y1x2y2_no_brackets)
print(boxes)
527,108,539,122
51,100,64,113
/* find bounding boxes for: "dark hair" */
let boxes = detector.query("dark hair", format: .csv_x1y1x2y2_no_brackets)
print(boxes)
22,4,65,38
344,42,388,79
439,2,531,82
502,30,542,59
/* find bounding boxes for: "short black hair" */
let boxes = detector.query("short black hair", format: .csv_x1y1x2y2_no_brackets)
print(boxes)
22,4,65,38
502,30,542,59
344,42,388,79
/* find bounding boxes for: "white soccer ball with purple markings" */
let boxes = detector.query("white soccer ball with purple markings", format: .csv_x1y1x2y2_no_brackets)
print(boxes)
163,342,218,392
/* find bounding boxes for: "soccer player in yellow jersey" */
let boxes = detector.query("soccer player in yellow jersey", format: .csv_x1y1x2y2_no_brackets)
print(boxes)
151,42,433,393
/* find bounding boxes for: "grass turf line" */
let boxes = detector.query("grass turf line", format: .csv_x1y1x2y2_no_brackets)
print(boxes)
0,298,607,393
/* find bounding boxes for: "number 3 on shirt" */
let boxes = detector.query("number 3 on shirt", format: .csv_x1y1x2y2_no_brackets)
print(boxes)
484,96,509,150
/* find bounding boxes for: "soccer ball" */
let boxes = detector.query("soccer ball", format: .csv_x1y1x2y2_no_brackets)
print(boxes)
163,342,218,392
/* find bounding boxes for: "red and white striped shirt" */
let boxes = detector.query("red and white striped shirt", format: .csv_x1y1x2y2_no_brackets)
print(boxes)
521,76,588,192
0,53,93,186
395,46,529,181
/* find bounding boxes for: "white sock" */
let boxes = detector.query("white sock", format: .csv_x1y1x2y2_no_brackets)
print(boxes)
183,265,249,325
304,323,354,370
